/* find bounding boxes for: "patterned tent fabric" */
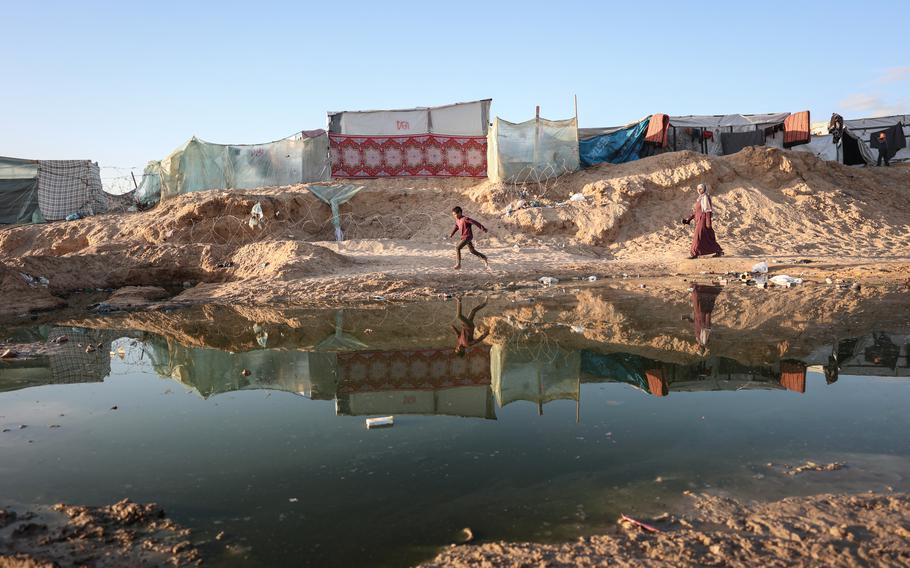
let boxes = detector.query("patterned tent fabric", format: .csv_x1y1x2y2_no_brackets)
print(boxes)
337,346,491,393
329,134,487,178
36,160,106,220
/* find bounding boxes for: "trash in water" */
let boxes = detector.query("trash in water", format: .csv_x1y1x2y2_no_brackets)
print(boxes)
539,277,559,286
248,202,265,229
620,514,661,533
366,416,394,429
751,261,769,274
455,527,474,544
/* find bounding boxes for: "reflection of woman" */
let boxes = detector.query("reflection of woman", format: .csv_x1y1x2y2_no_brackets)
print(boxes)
691,284,722,348
682,183,724,259
452,297,489,356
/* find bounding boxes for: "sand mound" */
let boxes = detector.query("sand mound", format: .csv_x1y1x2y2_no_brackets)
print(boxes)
0,262,66,318
0,148,907,307
468,147,910,257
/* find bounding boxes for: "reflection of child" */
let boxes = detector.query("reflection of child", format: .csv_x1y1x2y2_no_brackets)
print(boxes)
451,297,489,356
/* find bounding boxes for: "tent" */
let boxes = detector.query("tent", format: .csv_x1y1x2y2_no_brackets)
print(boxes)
136,131,331,205
487,116,580,183
328,99,491,178
578,116,652,167
663,113,793,155
842,115,910,164
0,156,109,224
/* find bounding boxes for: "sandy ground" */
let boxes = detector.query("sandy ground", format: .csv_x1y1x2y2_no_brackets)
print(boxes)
419,491,910,568
0,500,199,567
0,147,908,317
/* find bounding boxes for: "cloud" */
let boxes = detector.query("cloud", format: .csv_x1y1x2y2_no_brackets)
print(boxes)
877,66,910,84
838,93,904,117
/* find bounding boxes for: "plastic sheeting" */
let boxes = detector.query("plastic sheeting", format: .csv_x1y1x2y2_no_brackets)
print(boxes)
0,178,40,224
487,116,580,183
790,134,838,161
579,117,650,167
328,99,491,136
490,344,580,407
307,184,363,240
137,133,331,204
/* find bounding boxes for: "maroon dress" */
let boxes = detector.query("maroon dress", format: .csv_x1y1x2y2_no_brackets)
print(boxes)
685,195,723,258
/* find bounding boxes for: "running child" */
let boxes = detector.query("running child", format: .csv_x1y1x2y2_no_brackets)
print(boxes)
449,206,490,270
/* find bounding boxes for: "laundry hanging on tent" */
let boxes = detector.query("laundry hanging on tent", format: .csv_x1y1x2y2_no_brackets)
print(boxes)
307,184,364,241
783,111,811,148
578,117,650,167
644,114,670,147
720,130,765,155
870,122,906,160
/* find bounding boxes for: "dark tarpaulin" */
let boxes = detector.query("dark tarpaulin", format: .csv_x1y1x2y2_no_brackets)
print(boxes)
0,178,40,224
842,130,871,166
870,122,906,159
720,130,765,155
578,117,650,167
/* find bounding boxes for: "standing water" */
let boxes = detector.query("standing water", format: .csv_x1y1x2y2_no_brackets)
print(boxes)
2,285,910,566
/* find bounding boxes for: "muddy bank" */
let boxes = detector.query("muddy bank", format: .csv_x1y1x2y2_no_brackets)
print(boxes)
0,499,199,567
0,149,907,314
419,491,910,567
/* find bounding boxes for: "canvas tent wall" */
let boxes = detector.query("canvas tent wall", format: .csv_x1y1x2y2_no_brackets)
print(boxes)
328,99,492,178
487,116,580,183
842,115,910,163
0,156,108,224
136,131,331,204
665,113,792,155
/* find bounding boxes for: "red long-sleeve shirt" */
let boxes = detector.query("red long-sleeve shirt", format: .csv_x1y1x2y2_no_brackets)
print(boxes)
450,216,486,241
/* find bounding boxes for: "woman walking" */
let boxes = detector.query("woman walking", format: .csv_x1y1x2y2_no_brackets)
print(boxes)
682,183,723,259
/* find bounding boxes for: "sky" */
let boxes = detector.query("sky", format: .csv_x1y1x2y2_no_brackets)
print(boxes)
2,0,908,190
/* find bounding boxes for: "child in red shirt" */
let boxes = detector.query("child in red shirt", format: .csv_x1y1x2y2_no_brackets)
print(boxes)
449,206,490,270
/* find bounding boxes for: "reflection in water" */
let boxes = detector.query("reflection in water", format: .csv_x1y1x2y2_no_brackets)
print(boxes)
3,294,909,418
4,287,910,568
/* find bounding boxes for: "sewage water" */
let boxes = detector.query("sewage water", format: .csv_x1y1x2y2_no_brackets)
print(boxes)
2,286,910,567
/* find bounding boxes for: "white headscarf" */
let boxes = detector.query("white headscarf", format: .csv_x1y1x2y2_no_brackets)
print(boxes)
696,184,712,213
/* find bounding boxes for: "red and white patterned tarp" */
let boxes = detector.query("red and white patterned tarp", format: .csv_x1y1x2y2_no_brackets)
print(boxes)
337,346,491,393
330,134,487,178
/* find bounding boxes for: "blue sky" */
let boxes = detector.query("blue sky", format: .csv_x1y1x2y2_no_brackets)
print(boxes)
2,0,908,189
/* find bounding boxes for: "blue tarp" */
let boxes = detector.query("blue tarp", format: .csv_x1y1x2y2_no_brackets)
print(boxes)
580,350,650,392
579,117,651,167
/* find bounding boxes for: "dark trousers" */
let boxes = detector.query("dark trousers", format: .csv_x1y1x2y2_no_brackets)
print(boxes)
456,239,486,263
877,148,890,166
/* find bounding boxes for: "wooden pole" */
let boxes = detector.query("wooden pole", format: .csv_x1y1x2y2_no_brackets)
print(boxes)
130,171,139,190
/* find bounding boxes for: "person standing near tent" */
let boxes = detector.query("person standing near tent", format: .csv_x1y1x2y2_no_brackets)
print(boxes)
681,183,724,259
449,206,491,270
877,132,891,166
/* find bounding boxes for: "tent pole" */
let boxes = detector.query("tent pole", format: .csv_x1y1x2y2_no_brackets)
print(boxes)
130,171,138,190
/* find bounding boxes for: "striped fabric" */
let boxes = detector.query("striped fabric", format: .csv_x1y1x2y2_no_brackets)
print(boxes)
644,113,670,147
783,111,811,148
36,160,105,220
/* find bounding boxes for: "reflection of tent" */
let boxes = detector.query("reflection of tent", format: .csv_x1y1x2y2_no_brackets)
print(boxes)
136,132,330,204
834,333,910,377
487,116,580,183
491,344,580,415
328,99,491,178
335,345,494,418
0,156,110,224
0,327,114,392
143,337,337,399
